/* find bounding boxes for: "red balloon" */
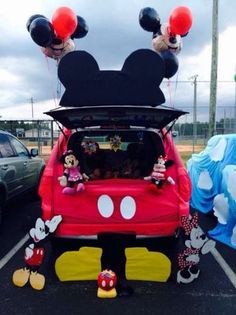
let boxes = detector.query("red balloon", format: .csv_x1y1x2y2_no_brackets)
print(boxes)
52,7,77,40
169,6,193,36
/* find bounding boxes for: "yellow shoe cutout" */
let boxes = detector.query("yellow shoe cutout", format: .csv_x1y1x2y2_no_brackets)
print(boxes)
97,287,117,298
55,247,102,281
12,268,30,287
125,248,171,282
29,271,45,290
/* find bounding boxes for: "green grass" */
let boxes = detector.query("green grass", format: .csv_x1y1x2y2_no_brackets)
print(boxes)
180,152,192,166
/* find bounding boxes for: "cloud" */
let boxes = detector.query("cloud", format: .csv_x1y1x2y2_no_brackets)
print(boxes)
0,99,58,120
0,0,236,120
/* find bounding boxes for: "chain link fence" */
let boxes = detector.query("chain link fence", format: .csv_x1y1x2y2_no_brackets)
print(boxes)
162,80,236,153
1,79,235,159
0,120,60,158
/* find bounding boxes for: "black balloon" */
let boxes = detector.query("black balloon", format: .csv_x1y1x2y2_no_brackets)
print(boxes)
71,16,88,39
160,50,179,79
139,7,161,33
26,14,46,32
29,17,55,47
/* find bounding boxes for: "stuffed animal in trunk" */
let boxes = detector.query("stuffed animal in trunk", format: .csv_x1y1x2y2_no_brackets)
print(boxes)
144,154,175,188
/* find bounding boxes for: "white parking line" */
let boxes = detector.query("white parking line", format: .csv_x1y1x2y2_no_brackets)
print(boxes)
0,234,29,270
211,247,236,289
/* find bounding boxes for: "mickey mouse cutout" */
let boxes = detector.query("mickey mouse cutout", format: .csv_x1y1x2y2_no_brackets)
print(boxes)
144,155,175,188
12,215,62,290
177,212,216,284
58,150,88,195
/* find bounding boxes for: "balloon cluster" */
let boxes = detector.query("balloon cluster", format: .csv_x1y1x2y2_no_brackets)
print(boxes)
139,6,193,78
27,7,88,60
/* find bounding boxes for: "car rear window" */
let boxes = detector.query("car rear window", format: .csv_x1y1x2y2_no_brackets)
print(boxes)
67,129,165,180
0,134,16,158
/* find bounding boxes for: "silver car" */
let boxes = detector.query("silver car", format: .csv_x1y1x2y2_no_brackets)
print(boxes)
0,130,45,224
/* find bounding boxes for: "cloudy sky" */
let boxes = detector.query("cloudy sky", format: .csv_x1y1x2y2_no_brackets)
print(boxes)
0,0,236,122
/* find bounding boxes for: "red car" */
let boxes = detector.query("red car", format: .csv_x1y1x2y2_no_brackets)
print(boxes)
39,106,191,239
39,49,191,241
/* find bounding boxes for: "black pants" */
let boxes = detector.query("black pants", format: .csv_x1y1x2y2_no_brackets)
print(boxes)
98,233,135,280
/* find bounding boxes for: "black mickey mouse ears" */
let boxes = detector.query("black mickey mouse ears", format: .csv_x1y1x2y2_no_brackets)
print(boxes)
58,49,165,107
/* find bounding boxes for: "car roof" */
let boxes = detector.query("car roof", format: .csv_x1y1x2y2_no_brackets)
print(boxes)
0,129,12,135
45,105,188,130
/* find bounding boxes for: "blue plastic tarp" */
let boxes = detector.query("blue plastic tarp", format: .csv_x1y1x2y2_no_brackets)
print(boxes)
187,134,236,249
209,165,236,249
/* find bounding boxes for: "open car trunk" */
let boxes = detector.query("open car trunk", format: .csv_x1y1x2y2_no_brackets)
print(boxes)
45,105,188,130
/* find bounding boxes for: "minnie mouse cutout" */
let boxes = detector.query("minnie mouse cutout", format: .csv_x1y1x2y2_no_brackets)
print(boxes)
12,215,62,290
144,155,175,188
177,212,216,284
58,150,88,195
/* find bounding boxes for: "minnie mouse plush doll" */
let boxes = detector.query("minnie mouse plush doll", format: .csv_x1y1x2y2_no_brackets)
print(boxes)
58,150,88,195
144,154,175,188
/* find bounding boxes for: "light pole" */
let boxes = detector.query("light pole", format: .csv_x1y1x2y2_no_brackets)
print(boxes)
208,0,219,138
29,97,34,120
28,97,35,138
189,75,198,153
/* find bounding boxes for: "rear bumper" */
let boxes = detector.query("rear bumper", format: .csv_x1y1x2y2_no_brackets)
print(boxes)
54,221,179,239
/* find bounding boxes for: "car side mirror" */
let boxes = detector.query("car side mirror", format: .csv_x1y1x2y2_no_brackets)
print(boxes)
172,131,178,138
30,148,39,157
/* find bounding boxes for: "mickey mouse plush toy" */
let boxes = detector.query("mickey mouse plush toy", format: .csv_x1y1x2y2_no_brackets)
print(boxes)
58,150,88,195
144,154,175,188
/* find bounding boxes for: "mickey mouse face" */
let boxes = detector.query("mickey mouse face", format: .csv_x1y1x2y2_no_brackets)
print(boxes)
41,38,75,60
152,23,182,54
29,218,49,243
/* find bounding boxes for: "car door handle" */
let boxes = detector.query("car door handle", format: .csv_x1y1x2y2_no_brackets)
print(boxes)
1,165,8,170
23,162,28,166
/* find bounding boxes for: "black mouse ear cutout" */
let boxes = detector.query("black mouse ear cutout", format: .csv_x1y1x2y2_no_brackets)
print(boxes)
58,51,99,88
122,49,165,86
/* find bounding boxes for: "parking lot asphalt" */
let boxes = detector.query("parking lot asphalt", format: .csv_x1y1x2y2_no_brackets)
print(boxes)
0,197,236,315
